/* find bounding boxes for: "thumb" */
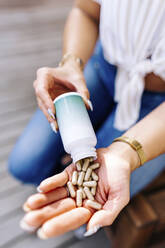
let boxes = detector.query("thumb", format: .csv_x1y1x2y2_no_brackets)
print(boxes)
87,194,130,233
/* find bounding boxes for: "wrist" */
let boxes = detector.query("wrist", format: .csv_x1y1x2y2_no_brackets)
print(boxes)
107,142,140,172
59,53,84,71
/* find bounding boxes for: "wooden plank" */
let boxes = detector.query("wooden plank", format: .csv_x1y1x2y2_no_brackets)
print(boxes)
0,208,75,248
0,0,72,9
126,194,158,228
0,101,37,118
0,212,26,247
68,229,110,248
147,190,165,233
0,174,22,197
0,33,62,58
0,161,7,173
0,144,14,162
0,112,33,134
0,129,26,147
0,106,35,128
0,6,70,31
0,186,34,218
0,50,62,77
9,230,75,248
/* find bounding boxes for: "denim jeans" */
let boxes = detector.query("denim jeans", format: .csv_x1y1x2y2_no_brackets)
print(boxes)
8,43,165,197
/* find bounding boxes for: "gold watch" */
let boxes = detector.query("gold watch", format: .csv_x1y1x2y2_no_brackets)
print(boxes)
113,136,146,166
59,53,84,70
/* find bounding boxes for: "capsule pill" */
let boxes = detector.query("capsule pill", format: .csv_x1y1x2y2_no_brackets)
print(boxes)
82,158,90,172
67,181,76,198
83,181,97,187
84,167,92,181
77,171,85,186
91,186,96,196
72,171,78,185
76,189,83,207
92,171,98,181
90,163,100,170
76,161,82,171
86,200,102,210
78,186,86,199
84,187,94,201
89,157,94,162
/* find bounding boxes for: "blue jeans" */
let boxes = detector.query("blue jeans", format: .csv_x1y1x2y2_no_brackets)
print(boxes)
8,43,165,197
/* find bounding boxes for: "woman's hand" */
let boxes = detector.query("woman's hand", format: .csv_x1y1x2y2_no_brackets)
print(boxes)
21,144,138,239
33,60,91,130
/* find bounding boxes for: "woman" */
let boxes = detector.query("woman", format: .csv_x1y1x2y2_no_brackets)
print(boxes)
9,0,165,238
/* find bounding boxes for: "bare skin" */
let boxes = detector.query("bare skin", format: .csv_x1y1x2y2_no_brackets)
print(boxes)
21,103,165,238
28,0,165,239
33,0,100,129
22,147,133,238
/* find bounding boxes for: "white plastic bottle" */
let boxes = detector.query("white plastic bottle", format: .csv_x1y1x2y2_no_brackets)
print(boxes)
54,92,97,163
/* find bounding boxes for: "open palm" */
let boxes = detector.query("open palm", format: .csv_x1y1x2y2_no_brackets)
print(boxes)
21,147,131,239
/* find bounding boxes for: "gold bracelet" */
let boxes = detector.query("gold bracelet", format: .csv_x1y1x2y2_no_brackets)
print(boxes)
59,53,84,70
112,136,146,166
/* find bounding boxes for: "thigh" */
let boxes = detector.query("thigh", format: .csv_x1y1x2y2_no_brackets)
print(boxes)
8,109,65,185
84,42,116,131
96,106,124,148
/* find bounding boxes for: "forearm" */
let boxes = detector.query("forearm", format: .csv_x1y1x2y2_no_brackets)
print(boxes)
124,102,165,162
63,1,100,65
109,102,165,171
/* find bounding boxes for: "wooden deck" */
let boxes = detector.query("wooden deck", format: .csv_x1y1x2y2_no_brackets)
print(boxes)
0,1,109,247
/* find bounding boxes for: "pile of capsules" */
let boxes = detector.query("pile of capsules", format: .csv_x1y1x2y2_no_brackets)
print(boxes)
67,157,102,210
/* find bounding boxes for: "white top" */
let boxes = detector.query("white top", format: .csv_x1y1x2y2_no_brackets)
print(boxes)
94,0,165,130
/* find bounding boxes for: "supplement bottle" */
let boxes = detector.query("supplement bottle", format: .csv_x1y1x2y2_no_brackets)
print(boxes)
54,92,97,163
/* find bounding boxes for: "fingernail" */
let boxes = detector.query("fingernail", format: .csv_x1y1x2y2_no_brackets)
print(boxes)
37,186,43,193
87,100,93,111
23,204,31,212
84,225,101,237
50,122,57,133
20,220,37,233
47,108,55,120
37,228,48,240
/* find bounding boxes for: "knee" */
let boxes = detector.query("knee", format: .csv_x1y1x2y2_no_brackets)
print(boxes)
8,145,41,185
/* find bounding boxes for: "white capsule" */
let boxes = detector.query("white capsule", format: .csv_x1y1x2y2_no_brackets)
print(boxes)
83,181,97,187
76,161,82,171
89,163,100,170
91,186,96,196
82,158,90,172
77,171,85,186
72,171,78,185
84,168,92,181
67,181,76,198
78,172,81,177
89,157,94,162
86,200,102,210
78,186,86,199
84,187,94,201
76,189,83,207
92,171,98,181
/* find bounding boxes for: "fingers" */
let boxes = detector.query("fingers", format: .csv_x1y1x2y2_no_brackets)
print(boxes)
37,97,58,131
75,82,93,111
34,67,55,123
37,207,92,239
21,198,76,231
38,171,69,193
87,192,130,231
23,187,68,211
